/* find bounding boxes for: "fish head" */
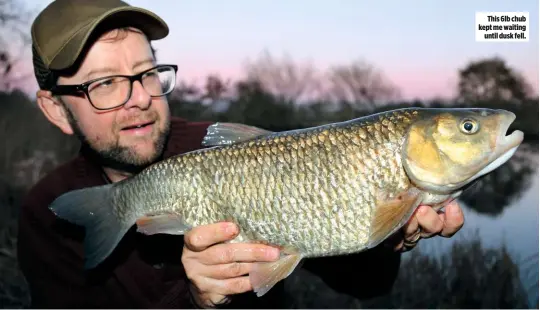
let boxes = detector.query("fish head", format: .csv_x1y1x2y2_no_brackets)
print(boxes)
402,108,524,193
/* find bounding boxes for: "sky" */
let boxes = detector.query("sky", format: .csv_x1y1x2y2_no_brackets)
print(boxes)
17,0,540,100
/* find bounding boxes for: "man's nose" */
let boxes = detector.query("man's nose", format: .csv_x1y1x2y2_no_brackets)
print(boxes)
124,81,151,110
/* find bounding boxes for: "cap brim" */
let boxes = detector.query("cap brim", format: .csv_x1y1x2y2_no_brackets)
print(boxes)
49,7,169,70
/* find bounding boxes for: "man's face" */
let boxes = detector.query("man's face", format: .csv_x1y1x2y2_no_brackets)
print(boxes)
57,28,171,172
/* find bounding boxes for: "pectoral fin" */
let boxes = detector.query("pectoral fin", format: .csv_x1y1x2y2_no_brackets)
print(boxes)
136,213,191,235
368,188,422,247
250,252,303,297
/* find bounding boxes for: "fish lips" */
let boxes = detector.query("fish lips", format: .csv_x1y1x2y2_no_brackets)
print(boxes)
494,111,524,153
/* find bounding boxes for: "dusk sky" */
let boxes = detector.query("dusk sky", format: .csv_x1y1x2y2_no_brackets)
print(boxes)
20,0,539,100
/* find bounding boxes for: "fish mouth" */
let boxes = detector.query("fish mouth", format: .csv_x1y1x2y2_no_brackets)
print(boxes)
466,111,524,182
494,111,524,154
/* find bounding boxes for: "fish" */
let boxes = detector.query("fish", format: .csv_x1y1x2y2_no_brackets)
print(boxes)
48,107,524,297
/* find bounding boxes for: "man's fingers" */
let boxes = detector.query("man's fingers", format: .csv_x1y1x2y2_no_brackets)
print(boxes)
440,201,465,237
416,206,444,238
207,262,252,279
200,243,280,265
185,222,238,252
393,239,405,252
199,275,253,296
404,207,420,236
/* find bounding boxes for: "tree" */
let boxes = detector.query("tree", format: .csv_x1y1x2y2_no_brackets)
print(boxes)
456,57,534,104
242,50,323,103
0,0,33,91
324,59,400,110
242,51,400,112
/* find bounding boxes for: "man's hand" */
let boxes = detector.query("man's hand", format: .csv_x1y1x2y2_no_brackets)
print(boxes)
181,222,280,308
393,200,465,252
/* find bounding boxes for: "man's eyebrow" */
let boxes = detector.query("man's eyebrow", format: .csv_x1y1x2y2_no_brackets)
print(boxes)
84,67,117,80
83,59,156,81
133,58,155,70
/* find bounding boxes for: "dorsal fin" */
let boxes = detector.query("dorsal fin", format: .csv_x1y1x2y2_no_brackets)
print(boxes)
202,122,274,147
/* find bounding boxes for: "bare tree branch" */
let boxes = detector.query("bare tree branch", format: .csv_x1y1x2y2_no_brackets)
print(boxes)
241,51,400,110
242,50,323,103
324,59,400,110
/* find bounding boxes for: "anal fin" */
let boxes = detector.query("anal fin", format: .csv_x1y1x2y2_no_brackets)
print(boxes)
368,188,421,247
250,252,303,297
136,213,191,235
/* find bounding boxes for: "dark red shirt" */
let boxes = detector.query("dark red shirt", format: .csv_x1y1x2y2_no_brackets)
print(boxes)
17,117,401,308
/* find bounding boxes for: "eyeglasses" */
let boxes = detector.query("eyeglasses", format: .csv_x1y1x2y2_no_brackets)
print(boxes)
50,64,178,111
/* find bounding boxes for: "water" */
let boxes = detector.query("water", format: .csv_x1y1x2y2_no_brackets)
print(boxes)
411,141,539,307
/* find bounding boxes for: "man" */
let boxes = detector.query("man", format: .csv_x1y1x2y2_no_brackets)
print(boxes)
17,0,465,308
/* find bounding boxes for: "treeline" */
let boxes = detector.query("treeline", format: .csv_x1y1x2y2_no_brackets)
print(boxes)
166,83,539,136
165,53,538,136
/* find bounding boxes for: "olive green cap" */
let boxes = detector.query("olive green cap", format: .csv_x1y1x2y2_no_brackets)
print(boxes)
31,0,169,90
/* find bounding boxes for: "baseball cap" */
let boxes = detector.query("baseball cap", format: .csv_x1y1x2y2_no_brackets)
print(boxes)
31,0,169,90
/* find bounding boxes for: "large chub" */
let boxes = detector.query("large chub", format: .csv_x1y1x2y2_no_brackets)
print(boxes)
48,184,134,269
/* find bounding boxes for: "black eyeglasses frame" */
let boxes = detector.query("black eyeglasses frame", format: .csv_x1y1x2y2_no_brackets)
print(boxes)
50,64,179,111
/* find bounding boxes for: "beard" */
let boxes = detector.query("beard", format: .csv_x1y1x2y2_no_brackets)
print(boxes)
64,106,171,175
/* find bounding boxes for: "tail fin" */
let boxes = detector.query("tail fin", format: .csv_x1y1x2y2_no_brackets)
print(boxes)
49,184,133,269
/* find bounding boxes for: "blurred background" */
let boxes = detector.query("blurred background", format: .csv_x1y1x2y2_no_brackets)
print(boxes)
0,0,538,308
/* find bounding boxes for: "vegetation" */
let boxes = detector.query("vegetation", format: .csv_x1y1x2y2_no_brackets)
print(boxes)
285,231,534,309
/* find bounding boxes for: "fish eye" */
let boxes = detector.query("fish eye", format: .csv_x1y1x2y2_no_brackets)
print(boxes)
460,118,479,134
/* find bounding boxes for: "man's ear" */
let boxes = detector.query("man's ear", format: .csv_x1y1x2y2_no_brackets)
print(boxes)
36,90,74,135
